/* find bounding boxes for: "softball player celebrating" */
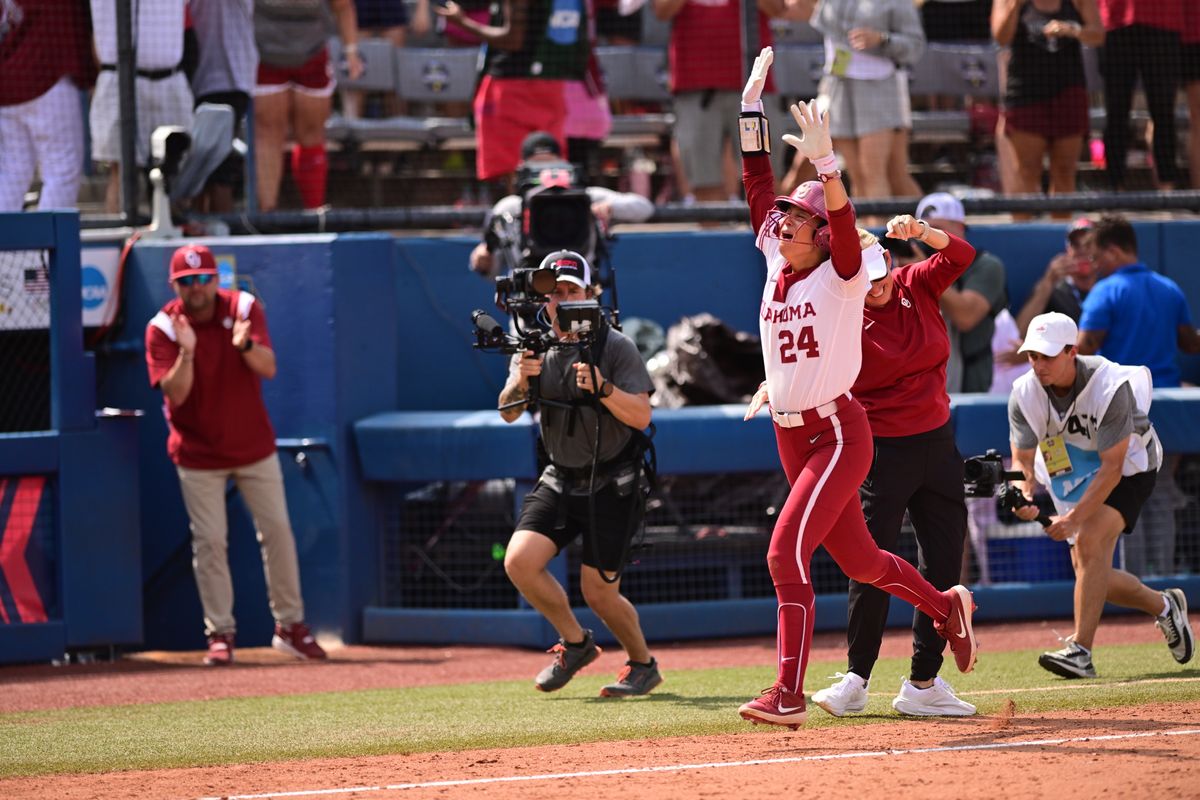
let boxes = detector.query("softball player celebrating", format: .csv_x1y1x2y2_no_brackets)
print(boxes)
737,47,978,728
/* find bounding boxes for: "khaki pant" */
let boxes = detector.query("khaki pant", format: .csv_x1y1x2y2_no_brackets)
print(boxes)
177,453,304,636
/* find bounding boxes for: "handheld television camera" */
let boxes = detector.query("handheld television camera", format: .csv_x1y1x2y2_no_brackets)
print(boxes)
964,450,1051,528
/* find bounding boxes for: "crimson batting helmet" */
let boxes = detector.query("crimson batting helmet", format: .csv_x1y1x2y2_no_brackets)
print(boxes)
758,180,840,251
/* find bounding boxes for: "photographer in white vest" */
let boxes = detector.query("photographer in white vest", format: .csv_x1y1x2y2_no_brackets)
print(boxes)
1008,312,1193,679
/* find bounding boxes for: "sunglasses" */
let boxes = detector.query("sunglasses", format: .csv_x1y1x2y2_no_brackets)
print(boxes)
175,273,214,287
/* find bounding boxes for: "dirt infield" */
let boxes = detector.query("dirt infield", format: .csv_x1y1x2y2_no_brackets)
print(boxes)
3,616,1198,799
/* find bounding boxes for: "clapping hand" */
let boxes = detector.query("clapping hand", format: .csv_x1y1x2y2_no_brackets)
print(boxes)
742,46,774,106
172,314,196,354
782,100,832,162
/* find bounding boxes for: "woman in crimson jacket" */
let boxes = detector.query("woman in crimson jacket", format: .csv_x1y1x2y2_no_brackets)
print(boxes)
809,211,981,718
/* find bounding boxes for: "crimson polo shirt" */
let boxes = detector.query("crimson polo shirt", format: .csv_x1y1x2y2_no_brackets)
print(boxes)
852,234,976,438
145,290,278,469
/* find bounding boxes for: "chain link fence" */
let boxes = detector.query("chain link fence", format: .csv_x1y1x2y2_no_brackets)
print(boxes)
0,249,53,433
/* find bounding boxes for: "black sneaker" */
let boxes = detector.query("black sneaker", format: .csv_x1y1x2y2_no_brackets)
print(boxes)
1157,588,1195,665
535,630,601,692
1038,642,1096,679
600,658,663,697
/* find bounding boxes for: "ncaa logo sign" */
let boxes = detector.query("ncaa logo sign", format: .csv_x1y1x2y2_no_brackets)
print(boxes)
422,61,451,94
81,265,109,310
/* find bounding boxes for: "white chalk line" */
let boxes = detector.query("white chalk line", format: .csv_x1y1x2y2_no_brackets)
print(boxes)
198,727,1200,800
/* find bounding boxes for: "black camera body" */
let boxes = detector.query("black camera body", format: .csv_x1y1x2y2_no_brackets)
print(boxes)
963,450,1022,498
486,160,599,294
964,449,1051,527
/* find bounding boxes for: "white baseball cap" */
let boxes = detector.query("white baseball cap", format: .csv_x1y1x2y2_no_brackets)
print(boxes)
1019,312,1079,356
864,241,889,280
916,192,965,225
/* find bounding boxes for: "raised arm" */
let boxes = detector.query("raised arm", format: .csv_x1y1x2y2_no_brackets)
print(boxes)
740,47,780,233
783,100,856,278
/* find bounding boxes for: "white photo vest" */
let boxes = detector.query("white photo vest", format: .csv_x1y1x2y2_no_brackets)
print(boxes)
1011,357,1160,515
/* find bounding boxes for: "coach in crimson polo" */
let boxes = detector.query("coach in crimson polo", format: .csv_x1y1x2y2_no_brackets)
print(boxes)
144,244,326,667
810,214,980,718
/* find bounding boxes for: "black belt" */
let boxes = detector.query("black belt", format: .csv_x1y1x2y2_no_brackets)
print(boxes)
100,63,182,80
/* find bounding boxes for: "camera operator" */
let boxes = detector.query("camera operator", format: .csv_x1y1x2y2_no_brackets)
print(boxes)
469,131,654,279
497,251,662,698
1008,312,1193,679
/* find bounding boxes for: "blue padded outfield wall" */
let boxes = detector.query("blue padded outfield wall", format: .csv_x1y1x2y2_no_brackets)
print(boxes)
67,219,1200,652
0,213,142,665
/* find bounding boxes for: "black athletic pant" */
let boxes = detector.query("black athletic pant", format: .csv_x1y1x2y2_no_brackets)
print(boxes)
847,419,967,682
1100,24,1182,189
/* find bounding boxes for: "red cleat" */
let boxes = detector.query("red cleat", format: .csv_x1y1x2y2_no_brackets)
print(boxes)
272,622,327,661
738,683,807,729
203,633,235,666
936,584,978,673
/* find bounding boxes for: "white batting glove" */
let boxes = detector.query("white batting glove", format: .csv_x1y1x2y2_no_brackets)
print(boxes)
743,381,770,421
741,46,774,106
781,100,833,163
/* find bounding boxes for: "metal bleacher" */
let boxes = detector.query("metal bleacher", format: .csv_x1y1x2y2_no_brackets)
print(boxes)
326,30,1186,162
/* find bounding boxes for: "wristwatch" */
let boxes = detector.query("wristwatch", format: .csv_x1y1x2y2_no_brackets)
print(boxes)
240,338,254,353
599,381,615,398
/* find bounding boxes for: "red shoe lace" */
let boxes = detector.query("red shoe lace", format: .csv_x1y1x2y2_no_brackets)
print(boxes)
615,665,633,682
547,643,567,667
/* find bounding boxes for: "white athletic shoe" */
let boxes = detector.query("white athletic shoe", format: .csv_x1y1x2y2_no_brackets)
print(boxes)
811,672,869,717
891,677,977,717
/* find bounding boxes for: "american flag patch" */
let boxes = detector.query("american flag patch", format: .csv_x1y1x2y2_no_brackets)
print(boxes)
23,266,49,295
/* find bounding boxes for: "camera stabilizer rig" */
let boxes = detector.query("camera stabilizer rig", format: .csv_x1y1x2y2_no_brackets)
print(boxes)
964,449,1052,528
471,300,605,413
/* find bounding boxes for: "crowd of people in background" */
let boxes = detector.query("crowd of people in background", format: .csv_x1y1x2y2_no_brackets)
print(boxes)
2,0,1200,213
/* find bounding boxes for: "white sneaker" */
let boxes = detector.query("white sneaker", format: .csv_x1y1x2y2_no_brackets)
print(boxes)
891,677,976,717
811,672,869,717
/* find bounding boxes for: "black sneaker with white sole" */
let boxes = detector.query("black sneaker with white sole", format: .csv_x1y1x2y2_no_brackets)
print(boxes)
1157,588,1195,665
1038,642,1096,679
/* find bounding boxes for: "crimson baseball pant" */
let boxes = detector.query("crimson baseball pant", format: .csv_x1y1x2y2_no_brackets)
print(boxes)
849,419,967,682
768,399,951,695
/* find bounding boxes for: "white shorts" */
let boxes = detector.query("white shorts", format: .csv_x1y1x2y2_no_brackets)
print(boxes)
89,70,194,165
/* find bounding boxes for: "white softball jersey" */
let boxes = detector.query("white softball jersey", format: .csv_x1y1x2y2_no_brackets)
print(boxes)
757,237,870,413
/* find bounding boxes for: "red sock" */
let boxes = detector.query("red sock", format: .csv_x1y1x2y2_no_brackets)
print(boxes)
775,582,815,694
291,144,328,209
872,552,952,621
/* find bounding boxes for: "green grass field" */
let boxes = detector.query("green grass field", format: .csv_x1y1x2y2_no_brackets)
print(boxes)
3,642,1198,779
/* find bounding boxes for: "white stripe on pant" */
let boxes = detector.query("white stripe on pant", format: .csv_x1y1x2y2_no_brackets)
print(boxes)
176,452,305,636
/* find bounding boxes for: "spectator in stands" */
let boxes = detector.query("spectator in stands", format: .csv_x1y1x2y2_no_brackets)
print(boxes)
1010,311,1194,678
469,131,654,278
808,211,979,720
1184,1,1200,189
800,0,927,204
0,0,96,212
189,0,257,213
1096,0,1184,191
144,244,327,667
1014,217,1097,338
652,0,789,201
90,0,194,214
1079,214,1200,576
563,4,612,182
343,0,431,118
917,192,1008,392
436,0,589,185
496,251,663,698
253,0,363,212
991,0,1104,202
